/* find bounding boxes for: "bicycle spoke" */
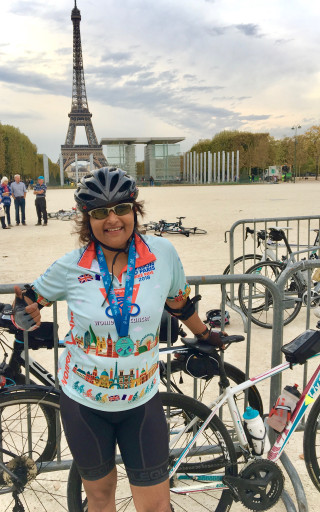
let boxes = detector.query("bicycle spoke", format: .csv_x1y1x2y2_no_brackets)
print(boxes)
0,389,70,511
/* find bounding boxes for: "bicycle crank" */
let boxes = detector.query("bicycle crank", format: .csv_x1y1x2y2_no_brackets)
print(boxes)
223,459,284,511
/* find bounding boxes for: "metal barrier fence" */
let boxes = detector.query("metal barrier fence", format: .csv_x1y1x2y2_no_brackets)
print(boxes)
0,275,281,406
1,261,319,511
224,216,320,412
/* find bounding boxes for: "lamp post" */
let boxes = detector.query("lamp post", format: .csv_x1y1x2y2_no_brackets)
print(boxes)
291,125,301,182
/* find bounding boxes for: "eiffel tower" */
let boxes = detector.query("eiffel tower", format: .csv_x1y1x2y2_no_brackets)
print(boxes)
61,1,107,171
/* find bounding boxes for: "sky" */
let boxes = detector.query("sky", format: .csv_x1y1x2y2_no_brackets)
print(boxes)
0,0,319,163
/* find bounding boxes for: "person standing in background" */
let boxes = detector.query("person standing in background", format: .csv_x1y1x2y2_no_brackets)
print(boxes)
33,176,48,226
11,174,27,226
0,177,12,227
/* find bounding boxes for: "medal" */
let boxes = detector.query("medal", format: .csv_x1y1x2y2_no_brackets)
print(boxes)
96,240,136,357
115,336,135,357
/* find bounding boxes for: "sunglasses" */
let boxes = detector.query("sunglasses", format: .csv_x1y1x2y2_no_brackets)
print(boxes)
88,203,134,220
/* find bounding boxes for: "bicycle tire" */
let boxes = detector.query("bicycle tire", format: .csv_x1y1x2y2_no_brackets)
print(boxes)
303,394,320,492
160,225,182,234
167,359,263,417
143,222,158,232
222,253,263,301
183,227,207,235
61,212,76,221
0,385,71,511
238,261,303,328
67,391,238,512
163,227,190,237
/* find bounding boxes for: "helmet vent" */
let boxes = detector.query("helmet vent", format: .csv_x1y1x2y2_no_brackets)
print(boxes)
78,192,95,201
97,170,106,187
110,173,119,191
119,181,130,192
86,181,102,194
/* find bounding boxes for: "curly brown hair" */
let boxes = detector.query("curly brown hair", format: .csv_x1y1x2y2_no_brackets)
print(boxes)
73,200,146,246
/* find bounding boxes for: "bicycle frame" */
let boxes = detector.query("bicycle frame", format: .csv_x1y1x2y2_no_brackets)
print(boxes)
1,336,65,387
167,353,320,494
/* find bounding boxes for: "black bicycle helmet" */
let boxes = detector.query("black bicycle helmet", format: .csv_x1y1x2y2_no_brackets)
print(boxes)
74,167,139,212
205,309,230,327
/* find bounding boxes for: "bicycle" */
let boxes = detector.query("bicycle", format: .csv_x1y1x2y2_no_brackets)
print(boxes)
143,217,207,237
0,303,261,511
159,311,263,420
238,228,320,328
68,326,320,512
223,226,320,296
225,226,320,328
0,305,73,511
48,207,77,221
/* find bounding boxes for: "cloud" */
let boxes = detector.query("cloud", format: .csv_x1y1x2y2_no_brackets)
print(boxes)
182,85,224,93
100,51,134,63
0,65,69,96
206,26,228,37
235,23,263,38
9,1,67,27
238,114,271,121
1,110,44,120
55,48,71,56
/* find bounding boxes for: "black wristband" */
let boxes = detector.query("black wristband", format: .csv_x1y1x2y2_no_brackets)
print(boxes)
195,327,209,339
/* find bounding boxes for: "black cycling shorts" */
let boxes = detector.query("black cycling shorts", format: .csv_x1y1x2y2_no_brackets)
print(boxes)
60,391,169,486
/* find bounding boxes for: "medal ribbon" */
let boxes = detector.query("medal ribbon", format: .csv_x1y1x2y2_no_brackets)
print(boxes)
96,239,136,338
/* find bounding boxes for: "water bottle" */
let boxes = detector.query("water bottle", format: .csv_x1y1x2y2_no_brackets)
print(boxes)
243,406,271,456
267,384,301,433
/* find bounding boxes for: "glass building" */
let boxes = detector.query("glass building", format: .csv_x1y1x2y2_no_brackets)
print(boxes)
100,137,185,181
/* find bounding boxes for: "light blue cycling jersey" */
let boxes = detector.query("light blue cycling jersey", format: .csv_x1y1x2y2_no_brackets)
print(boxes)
32,234,190,411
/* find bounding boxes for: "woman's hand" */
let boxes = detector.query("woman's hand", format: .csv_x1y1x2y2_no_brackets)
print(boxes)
13,285,41,331
204,330,227,350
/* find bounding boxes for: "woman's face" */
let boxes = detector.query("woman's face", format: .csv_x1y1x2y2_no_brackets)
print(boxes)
89,204,135,250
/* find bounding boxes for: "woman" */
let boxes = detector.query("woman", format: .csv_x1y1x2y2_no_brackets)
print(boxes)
13,167,223,512
0,176,12,228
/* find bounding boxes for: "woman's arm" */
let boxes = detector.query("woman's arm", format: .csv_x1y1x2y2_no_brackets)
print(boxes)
165,297,226,347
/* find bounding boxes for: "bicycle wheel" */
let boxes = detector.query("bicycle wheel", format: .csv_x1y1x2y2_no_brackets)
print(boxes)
164,227,190,236
238,261,303,328
183,227,207,235
143,222,158,232
0,385,71,511
164,359,263,427
67,391,238,512
61,211,77,221
222,254,263,302
48,212,59,219
303,394,320,492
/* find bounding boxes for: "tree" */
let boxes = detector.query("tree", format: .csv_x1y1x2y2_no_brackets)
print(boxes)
304,126,320,180
0,124,5,174
0,124,60,184
136,161,145,180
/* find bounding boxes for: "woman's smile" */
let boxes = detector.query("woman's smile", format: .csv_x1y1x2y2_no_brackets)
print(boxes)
90,208,135,249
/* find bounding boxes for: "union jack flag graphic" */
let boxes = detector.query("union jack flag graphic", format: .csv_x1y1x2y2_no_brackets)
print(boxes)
78,274,94,284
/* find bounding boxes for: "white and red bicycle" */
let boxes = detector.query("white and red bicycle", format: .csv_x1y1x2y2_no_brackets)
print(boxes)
68,326,320,511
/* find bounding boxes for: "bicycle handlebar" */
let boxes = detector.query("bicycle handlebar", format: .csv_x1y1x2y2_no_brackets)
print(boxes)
0,303,56,349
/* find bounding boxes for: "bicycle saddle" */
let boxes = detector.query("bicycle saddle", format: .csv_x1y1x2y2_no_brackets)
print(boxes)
182,335,245,355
